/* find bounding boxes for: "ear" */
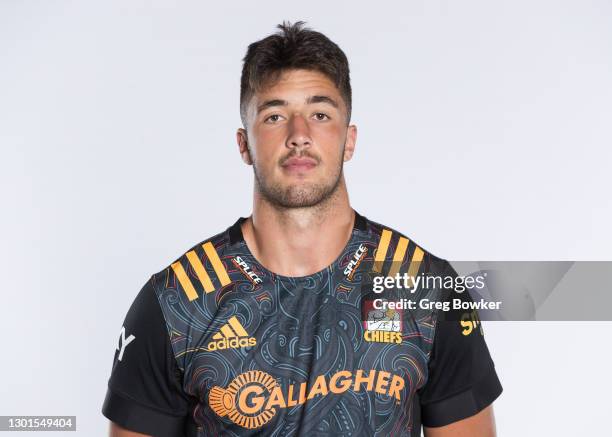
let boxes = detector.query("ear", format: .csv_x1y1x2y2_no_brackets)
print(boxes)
236,128,253,165
343,124,357,162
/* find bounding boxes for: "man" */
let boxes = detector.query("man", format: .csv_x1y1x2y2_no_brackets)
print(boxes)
102,21,502,436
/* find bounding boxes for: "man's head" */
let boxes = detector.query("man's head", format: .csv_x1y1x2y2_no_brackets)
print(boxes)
237,21,357,209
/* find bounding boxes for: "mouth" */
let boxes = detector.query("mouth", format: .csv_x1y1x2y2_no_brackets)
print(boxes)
281,156,318,173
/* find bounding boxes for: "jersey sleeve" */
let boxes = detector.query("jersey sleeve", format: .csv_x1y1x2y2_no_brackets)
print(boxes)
101,275,193,436
418,261,503,427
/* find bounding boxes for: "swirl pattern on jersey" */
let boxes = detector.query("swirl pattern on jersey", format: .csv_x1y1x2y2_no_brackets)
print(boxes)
152,212,446,437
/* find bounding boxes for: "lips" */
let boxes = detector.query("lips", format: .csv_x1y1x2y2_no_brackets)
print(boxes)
281,157,318,171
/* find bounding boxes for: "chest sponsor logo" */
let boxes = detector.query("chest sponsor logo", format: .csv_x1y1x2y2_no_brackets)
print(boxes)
344,244,368,280
232,256,263,285
207,316,257,351
363,300,403,344
209,369,405,429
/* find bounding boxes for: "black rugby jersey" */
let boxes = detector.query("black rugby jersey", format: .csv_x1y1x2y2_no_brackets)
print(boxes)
102,211,502,436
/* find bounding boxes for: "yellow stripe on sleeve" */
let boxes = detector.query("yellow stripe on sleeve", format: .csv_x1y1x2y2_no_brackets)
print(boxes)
407,247,425,280
202,242,231,286
373,229,392,273
388,236,409,277
186,250,215,294
171,261,199,301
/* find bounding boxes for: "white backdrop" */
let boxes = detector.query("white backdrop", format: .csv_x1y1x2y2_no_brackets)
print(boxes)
1,1,611,435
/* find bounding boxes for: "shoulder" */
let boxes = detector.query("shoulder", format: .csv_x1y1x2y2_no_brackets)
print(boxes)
358,213,451,277
143,220,246,369
150,220,242,302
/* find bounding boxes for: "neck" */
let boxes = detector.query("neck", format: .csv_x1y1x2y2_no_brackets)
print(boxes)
241,177,355,277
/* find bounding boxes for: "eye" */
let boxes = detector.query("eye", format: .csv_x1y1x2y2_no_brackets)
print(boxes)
264,114,283,124
313,113,330,121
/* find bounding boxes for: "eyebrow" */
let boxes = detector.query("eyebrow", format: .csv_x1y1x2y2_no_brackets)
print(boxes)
256,99,287,114
256,95,339,114
306,95,339,108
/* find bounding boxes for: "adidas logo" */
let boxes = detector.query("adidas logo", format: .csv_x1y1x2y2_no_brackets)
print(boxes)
207,316,257,351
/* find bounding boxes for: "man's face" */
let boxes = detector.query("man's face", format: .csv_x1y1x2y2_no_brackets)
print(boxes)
237,69,357,208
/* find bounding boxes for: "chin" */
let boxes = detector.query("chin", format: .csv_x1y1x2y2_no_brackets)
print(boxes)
276,182,336,208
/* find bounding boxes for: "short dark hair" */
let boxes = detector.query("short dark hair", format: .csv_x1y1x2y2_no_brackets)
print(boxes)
240,21,352,127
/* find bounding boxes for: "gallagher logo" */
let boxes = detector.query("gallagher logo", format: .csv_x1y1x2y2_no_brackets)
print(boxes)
232,256,263,286
209,369,405,429
344,244,368,280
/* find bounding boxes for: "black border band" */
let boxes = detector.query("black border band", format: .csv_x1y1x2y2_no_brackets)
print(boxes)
102,387,187,437
421,365,503,428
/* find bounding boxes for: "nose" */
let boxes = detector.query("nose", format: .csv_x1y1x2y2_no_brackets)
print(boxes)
286,114,312,149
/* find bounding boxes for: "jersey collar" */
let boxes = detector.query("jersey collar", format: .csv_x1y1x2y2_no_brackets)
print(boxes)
229,209,367,246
